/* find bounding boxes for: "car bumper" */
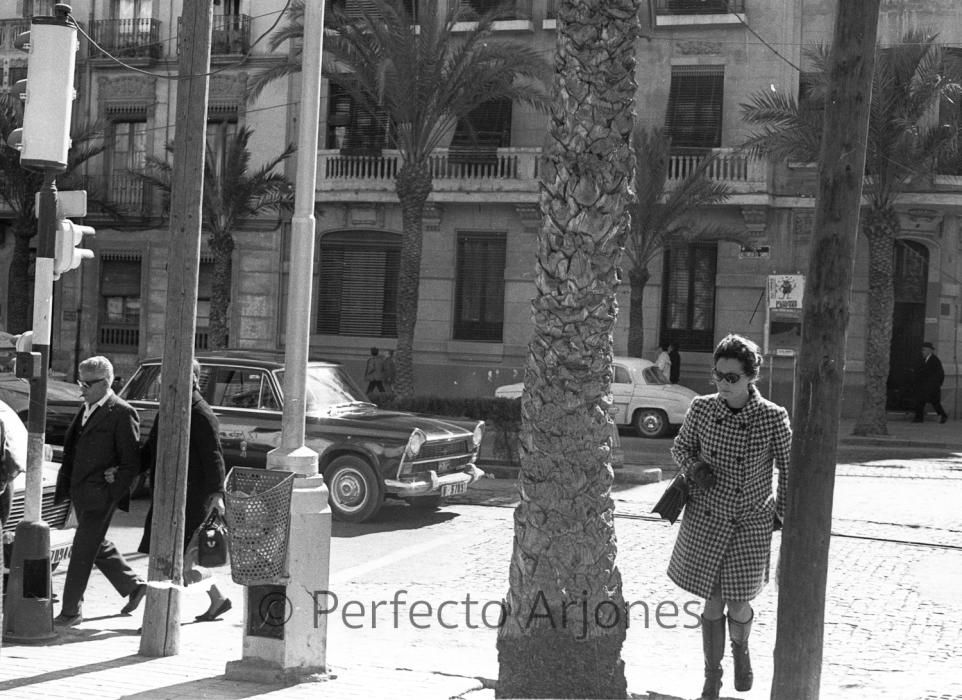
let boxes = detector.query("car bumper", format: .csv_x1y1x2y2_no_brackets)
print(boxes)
2,527,73,575
384,464,485,496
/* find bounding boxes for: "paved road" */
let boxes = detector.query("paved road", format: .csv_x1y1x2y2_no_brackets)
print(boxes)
23,445,961,700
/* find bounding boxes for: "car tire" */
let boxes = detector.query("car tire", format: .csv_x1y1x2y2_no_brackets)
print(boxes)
633,408,669,438
325,456,384,523
407,495,443,509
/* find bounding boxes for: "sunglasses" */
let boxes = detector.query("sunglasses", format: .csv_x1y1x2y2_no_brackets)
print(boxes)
711,370,745,385
77,377,107,389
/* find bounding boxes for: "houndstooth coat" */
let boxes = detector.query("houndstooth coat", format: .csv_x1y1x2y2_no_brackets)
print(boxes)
667,385,791,601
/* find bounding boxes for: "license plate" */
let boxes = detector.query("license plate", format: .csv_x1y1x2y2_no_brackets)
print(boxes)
440,482,467,497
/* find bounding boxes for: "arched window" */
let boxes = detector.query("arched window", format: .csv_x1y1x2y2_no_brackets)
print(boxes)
315,231,400,337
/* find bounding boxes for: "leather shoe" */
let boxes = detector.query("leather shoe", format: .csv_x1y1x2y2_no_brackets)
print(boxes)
940,414,948,424
54,612,83,627
195,598,232,622
121,583,147,615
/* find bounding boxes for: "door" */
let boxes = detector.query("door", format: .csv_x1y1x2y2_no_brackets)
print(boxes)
886,240,929,410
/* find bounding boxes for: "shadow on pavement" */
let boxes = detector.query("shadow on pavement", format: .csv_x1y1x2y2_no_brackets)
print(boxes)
118,678,275,700
0,653,148,692
332,507,458,538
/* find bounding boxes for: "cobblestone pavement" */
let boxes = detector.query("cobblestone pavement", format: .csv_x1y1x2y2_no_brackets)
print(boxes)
1,450,961,700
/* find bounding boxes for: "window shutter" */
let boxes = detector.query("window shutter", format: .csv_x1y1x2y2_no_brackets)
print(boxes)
100,257,142,297
660,243,716,351
665,66,724,150
454,233,506,341
450,99,512,165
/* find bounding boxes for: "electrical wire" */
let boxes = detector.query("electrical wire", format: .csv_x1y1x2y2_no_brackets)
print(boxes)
724,2,803,73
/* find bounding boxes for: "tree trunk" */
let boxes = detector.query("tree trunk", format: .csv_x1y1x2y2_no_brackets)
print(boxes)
6,224,36,334
208,231,234,350
392,161,432,398
852,205,897,436
495,0,638,696
626,265,650,357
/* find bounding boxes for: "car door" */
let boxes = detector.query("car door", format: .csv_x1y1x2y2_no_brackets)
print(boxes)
610,363,634,425
204,365,282,469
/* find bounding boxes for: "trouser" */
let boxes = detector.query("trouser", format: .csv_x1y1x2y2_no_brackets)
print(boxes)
61,504,141,615
915,396,946,420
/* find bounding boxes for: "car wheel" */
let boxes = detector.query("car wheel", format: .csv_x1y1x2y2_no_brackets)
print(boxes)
633,408,669,438
407,495,443,509
325,456,383,523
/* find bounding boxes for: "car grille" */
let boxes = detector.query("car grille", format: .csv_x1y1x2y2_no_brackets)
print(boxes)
3,488,70,535
407,438,476,475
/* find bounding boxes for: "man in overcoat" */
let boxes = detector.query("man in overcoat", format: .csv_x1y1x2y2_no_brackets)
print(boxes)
54,356,145,626
913,341,948,423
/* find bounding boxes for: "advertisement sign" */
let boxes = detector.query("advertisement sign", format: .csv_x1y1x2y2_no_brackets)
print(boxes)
768,274,805,310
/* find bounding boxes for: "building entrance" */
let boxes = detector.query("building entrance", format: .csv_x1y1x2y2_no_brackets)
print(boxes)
886,240,929,410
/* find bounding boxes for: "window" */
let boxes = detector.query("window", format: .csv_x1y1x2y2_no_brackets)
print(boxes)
798,72,824,125
449,99,512,165
660,243,717,352
206,119,238,177
195,260,213,350
454,232,505,341
98,255,142,349
316,232,400,337
207,367,279,410
109,120,147,212
613,365,632,384
665,66,724,151
655,0,742,14
20,0,56,16
325,83,391,155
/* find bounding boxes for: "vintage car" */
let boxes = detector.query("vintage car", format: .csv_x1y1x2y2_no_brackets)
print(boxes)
495,356,698,438
0,373,81,446
119,352,485,522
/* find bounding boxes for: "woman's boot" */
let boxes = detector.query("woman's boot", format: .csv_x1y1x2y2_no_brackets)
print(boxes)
728,610,754,691
700,614,725,700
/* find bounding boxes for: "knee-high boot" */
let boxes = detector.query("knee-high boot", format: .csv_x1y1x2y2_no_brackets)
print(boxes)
728,610,754,691
700,614,725,700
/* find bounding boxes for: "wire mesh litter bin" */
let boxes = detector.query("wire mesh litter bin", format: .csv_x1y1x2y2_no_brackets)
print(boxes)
224,467,296,586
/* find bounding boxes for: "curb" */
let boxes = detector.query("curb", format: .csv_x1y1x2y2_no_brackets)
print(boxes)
479,462,664,485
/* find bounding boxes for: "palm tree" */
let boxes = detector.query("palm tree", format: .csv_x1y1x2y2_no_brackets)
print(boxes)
625,126,735,357
138,126,294,348
0,93,106,334
740,30,961,436
248,0,552,397
495,0,639,696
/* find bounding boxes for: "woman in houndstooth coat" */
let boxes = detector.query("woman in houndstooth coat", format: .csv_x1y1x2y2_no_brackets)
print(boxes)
667,334,791,700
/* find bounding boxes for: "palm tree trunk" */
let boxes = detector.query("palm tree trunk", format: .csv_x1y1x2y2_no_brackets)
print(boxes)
852,206,898,436
626,265,650,357
208,232,235,350
495,0,638,696
392,161,432,398
6,225,36,334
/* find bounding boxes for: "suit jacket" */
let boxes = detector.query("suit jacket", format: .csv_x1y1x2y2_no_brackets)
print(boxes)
54,393,141,512
138,389,226,554
916,353,945,399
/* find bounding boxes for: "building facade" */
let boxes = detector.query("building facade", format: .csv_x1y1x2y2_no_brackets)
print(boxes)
1,0,960,418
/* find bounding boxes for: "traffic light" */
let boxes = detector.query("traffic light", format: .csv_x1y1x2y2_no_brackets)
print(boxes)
53,219,94,279
8,13,79,172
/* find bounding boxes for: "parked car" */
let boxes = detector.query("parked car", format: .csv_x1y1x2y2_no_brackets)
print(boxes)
0,372,80,448
2,405,75,583
494,356,698,438
118,352,486,522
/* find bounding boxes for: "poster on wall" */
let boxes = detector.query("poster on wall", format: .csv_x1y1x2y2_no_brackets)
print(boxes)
767,274,805,310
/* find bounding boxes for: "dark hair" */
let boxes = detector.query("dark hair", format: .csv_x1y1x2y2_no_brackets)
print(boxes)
713,333,763,379
370,347,379,355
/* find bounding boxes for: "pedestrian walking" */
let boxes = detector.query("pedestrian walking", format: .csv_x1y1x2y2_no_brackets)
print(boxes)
364,346,387,395
913,341,948,424
383,349,397,395
138,359,231,621
53,356,146,627
655,342,672,378
665,334,791,700
0,399,27,529
668,341,681,384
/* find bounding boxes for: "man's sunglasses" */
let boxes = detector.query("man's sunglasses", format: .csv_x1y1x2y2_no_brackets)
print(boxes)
711,370,745,385
77,377,107,389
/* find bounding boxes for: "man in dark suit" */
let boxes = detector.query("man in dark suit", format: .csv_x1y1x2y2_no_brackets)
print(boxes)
54,356,146,626
914,341,948,424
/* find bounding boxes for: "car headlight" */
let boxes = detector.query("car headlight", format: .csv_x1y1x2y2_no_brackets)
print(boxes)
405,428,427,458
472,423,484,449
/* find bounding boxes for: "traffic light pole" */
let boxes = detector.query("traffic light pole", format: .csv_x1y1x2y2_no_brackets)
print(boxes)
3,169,59,643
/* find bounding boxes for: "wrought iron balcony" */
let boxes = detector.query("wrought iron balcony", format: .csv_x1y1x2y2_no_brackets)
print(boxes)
0,19,30,50
108,171,148,215
87,18,163,60
653,0,745,14
177,14,251,55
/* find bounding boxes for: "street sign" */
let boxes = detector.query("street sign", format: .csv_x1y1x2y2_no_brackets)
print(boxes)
768,274,805,310
35,190,87,218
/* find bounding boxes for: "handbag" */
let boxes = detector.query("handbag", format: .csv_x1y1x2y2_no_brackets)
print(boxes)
196,510,228,568
651,472,691,525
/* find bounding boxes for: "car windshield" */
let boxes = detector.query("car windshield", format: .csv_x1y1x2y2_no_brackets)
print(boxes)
643,367,669,385
275,366,374,414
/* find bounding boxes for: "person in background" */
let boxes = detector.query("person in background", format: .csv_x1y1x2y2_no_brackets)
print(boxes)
54,356,145,627
913,341,948,424
0,399,27,530
655,342,672,379
666,334,791,700
138,359,231,621
364,346,387,395
668,341,681,384
383,349,397,395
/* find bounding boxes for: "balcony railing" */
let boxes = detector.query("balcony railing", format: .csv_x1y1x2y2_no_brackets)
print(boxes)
0,19,30,50
87,18,162,60
666,148,767,193
448,0,533,22
177,14,250,55
109,171,147,214
653,0,745,14
99,324,140,349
